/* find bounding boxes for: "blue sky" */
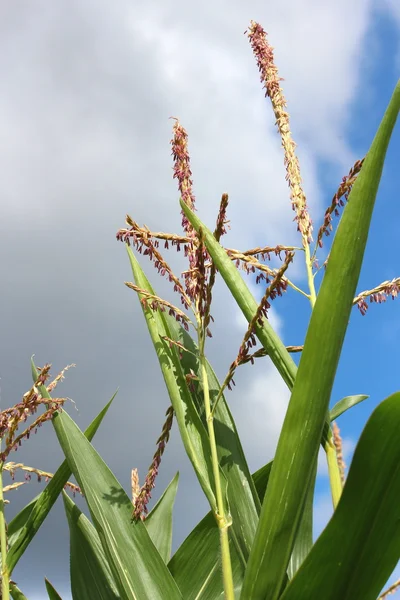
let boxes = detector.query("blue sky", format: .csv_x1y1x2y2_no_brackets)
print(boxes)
0,1,399,598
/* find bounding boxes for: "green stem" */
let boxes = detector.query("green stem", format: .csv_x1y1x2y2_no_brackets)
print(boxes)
0,461,10,600
304,244,317,307
305,243,343,506
285,277,310,299
198,318,234,600
325,438,343,508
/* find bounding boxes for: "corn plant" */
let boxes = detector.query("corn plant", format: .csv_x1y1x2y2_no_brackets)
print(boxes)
1,20,400,600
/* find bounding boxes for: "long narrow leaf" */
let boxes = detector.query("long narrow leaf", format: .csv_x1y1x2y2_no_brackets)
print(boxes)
53,407,182,599
329,394,369,421
63,492,119,600
163,317,260,562
240,80,400,599
169,460,272,599
144,472,179,563
44,579,63,600
180,200,296,390
281,392,400,600
9,584,28,600
126,247,225,517
6,388,117,574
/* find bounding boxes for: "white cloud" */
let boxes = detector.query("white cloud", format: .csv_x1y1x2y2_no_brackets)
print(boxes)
0,0,395,595
229,360,290,472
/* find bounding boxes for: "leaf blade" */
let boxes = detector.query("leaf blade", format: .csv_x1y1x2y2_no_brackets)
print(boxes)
44,579,63,600
53,408,182,600
63,491,119,600
281,392,400,600
145,472,179,563
240,79,400,600
329,394,369,421
180,201,297,390
6,388,117,574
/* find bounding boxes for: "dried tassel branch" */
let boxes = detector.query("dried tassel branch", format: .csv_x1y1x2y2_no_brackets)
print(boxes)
240,344,303,364
132,405,174,521
4,462,81,496
315,158,364,251
247,21,312,245
332,422,345,484
193,228,208,320
125,282,194,331
353,277,400,315
0,365,69,462
46,364,75,393
212,253,294,411
171,118,203,301
379,578,400,599
118,218,192,310
117,223,297,263
131,468,140,506
203,193,230,334
226,251,293,390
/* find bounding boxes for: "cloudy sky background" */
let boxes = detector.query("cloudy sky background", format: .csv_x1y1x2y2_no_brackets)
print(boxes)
0,1,399,597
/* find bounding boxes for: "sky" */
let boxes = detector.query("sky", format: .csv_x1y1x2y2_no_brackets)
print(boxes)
0,1,399,598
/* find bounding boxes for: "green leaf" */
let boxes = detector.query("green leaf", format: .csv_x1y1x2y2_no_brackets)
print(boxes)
287,458,317,580
169,461,272,599
281,392,400,600
240,80,400,600
53,407,182,599
251,461,272,500
9,583,28,600
144,472,179,563
180,201,297,391
44,579,63,600
169,511,241,600
126,247,224,517
163,317,260,563
6,389,117,574
63,491,119,600
329,394,369,421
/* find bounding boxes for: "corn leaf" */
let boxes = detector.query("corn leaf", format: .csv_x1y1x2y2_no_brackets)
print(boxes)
9,584,28,600
329,394,369,421
169,511,242,600
126,247,226,517
240,80,400,599
163,317,260,563
169,460,272,599
53,408,182,599
181,200,296,391
6,385,117,574
144,472,179,563
44,579,63,600
281,392,400,600
63,491,119,600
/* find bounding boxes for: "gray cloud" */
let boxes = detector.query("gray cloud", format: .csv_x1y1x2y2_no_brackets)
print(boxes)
0,0,387,596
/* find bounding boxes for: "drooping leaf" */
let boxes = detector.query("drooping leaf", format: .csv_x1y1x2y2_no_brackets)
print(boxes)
240,80,400,600
6,385,117,574
281,392,400,600
63,491,119,600
144,472,179,563
53,406,182,599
